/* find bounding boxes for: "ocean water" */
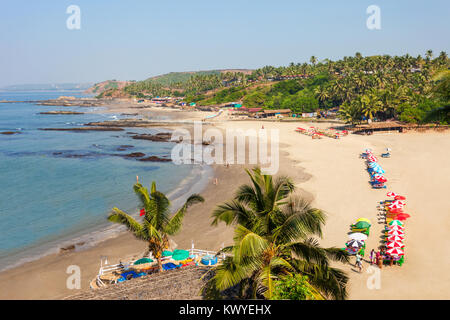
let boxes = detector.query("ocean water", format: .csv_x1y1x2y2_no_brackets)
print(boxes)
0,91,211,271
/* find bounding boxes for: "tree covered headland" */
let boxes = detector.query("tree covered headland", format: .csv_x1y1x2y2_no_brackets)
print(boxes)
106,51,449,124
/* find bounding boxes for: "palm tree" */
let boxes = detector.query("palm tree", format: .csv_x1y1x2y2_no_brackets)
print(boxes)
206,168,349,300
310,56,318,66
108,179,204,271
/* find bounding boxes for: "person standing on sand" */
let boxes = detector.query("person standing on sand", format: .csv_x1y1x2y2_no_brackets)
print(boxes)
370,249,375,264
355,253,363,273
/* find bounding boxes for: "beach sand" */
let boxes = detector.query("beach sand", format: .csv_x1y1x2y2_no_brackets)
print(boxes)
1,105,449,300
216,120,450,300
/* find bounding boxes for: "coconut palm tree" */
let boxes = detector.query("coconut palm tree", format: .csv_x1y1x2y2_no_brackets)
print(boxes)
206,168,349,300
108,179,204,271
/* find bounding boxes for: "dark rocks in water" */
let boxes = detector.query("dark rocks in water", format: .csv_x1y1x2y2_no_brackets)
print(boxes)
124,152,145,158
131,132,173,142
139,156,172,162
39,111,84,115
39,127,124,132
116,145,134,151
60,244,76,253
121,113,139,116
1,131,21,135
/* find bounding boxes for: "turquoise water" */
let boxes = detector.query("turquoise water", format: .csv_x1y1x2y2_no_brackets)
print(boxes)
0,91,209,270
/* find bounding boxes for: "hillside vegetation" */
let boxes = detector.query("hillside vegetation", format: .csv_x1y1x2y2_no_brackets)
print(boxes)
98,51,449,124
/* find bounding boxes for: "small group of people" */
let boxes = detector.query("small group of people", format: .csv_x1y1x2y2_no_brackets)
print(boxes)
368,248,396,268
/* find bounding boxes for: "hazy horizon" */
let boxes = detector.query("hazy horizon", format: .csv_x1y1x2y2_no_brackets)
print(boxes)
1,0,449,87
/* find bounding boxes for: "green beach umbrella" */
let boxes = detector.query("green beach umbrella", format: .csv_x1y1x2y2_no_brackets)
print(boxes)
172,250,190,261
354,221,371,229
162,250,173,257
389,220,404,226
133,258,153,265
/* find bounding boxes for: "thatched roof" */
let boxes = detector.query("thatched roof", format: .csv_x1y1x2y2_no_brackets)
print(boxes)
352,121,406,130
64,266,212,300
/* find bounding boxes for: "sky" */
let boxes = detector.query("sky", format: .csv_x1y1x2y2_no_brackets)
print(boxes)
0,0,449,87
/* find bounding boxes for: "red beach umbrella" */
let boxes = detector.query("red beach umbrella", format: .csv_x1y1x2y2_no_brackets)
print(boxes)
392,200,406,206
386,241,405,249
375,177,388,183
387,235,404,242
394,195,406,200
387,192,399,197
388,229,405,236
388,208,404,214
396,213,411,220
389,225,405,231
389,203,404,210
386,248,404,256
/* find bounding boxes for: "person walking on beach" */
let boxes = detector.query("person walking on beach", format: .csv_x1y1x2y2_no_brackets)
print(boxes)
370,249,375,265
355,253,363,273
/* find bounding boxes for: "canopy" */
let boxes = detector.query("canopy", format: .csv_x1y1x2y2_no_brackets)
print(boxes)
354,221,371,229
392,200,406,206
347,239,364,248
389,203,404,209
348,232,368,241
394,195,406,200
388,208,404,214
387,235,405,242
133,258,154,265
171,249,190,261
396,213,411,221
389,220,404,226
388,229,405,236
356,218,371,224
387,241,405,249
386,248,404,256
387,192,399,197
368,162,379,168
388,225,404,231
162,250,173,257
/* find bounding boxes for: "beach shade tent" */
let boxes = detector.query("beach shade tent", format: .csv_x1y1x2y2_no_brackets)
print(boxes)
133,258,154,265
388,225,405,231
171,250,190,261
388,208,404,214
348,232,368,241
387,241,405,249
162,250,173,257
356,218,372,224
374,176,388,183
389,220,404,226
387,235,405,242
394,195,406,200
386,248,405,256
392,200,406,206
387,192,399,197
371,167,385,174
353,221,371,229
368,162,378,168
389,203,404,210
347,240,364,248
396,213,411,221
388,229,405,236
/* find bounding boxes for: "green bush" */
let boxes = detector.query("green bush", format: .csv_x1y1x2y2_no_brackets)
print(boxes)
271,274,318,300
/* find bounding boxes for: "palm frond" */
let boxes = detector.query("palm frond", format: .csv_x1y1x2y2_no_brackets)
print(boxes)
108,207,144,239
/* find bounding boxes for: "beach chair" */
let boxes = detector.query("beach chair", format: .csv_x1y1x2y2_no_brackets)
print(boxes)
381,152,391,158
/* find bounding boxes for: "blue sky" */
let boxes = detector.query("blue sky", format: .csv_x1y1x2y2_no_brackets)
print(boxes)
0,0,449,86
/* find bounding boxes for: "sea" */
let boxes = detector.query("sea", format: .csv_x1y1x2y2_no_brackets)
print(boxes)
0,91,211,271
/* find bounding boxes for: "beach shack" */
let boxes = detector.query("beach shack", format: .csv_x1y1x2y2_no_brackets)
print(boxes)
261,109,292,118
351,122,406,135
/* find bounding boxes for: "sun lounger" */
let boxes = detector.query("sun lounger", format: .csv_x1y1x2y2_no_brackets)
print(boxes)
381,152,391,158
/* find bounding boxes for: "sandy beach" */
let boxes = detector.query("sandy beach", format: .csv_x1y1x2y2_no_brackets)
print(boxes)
1,104,449,300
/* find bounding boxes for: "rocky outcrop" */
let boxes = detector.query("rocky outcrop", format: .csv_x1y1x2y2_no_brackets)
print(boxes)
1,131,21,135
131,132,173,142
139,156,172,162
39,127,124,132
39,111,84,115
